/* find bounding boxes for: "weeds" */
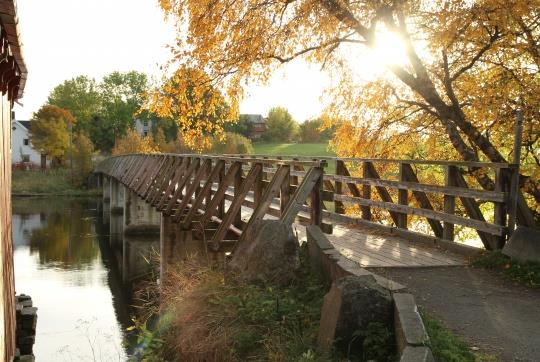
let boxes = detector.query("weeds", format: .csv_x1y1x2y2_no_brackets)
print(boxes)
12,169,100,195
472,251,540,288
422,312,498,362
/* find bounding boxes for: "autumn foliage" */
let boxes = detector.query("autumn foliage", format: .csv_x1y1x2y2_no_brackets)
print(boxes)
158,0,540,222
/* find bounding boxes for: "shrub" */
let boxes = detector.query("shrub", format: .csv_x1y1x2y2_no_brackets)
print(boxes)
68,132,95,187
212,132,253,155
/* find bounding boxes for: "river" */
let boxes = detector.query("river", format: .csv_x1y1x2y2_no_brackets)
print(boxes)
12,197,155,362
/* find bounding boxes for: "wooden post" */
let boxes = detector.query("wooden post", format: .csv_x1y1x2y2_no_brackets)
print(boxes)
508,109,524,235
494,168,508,248
233,162,243,228
443,166,457,241
217,162,226,219
361,161,372,220
280,165,291,216
335,160,345,214
254,162,264,206
310,166,323,226
397,163,408,229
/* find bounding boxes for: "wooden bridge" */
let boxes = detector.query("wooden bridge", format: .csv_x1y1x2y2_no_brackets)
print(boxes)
95,153,528,268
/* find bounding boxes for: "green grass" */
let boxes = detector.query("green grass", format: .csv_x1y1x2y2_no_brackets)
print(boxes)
472,251,540,288
12,169,100,196
422,312,498,362
252,142,336,173
252,142,335,157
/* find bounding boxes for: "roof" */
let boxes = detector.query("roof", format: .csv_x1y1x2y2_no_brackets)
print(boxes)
241,114,265,124
17,120,29,130
0,0,27,99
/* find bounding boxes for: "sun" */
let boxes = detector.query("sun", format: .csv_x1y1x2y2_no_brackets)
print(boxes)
372,27,409,67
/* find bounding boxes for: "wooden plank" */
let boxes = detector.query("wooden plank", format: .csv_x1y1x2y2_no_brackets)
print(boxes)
239,165,290,243
280,165,291,216
201,162,242,226
163,157,201,215
362,162,372,220
333,194,504,236
156,157,190,210
149,157,182,205
311,167,323,226
145,156,176,201
322,174,505,202
363,161,401,225
335,160,345,214
182,160,226,228
281,167,323,225
452,170,499,249
172,159,212,222
397,163,408,229
443,166,457,241
493,168,508,248
401,163,444,238
211,164,262,244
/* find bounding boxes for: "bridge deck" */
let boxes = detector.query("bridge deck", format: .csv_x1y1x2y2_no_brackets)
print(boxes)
238,206,467,268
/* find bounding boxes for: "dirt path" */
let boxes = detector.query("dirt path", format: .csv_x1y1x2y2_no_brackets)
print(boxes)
370,266,540,362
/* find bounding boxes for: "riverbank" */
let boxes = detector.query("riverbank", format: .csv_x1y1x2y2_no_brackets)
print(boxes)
12,169,100,196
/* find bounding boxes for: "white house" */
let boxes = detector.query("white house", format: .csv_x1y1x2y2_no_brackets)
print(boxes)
134,118,153,137
11,118,48,168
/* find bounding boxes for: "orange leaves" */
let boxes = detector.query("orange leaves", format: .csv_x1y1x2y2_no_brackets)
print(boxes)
143,66,236,151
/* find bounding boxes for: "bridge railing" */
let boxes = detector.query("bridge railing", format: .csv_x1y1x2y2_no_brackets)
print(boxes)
96,153,525,251
223,154,526,251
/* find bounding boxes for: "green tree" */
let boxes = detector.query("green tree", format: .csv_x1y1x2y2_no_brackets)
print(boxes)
47,76,101,136
298,118,335,143
29,105,75,165
97,71,149,151
264,107,298,142
224,114,252,138
69,133,95,187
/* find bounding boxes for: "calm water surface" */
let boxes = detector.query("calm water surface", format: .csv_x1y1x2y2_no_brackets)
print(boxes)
12,197,139,362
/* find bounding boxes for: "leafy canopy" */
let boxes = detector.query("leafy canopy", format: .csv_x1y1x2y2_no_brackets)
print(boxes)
159,0,540,221
29,105,75,161
264,107,298,142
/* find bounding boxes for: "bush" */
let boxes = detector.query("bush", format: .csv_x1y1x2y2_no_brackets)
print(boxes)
112,129,158,155
69,133,95,187
212,132,253,155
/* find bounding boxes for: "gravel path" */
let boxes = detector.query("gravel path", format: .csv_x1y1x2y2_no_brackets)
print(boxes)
370,266,540,362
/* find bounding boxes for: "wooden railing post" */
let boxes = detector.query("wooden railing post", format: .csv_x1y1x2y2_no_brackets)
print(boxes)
494,167,508,248
362,161,372,220
397,163,408,229
217,162,226,219
335,160,345,215
443,166,457,241
280,165,291,216
234,162,243,229
310,165,323,226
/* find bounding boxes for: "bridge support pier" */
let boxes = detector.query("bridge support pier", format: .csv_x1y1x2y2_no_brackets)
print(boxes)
102,175,111,202
123,187,160,236
122,234,160,283
110,178,124,214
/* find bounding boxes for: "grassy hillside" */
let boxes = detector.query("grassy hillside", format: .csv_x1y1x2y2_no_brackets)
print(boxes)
12,169,99,196
252,143,334,157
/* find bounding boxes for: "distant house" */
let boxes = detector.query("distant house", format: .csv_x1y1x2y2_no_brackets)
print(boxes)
134,118,153,137
11,117,48,169
242,114,266,140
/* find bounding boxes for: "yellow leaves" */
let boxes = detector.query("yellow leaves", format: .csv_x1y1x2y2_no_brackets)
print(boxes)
112,129,159,156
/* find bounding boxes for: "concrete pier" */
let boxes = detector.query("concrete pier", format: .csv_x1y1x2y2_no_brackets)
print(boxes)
110,178,124,214
123,187,160,236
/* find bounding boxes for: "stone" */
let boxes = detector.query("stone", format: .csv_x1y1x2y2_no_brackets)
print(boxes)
502,226,540,263
229,220,299,285
317,275,393,355
400,346,434,362
393,293,429,354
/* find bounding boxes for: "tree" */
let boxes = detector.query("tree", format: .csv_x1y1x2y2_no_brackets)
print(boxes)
29,105,75,165
224,114,253,138
47,76,101,136
298,118,334,143
264,107,298,142
159,0,540,223
100,71,150,150
112,129,158,155
144,66,236,151
69,133,95,187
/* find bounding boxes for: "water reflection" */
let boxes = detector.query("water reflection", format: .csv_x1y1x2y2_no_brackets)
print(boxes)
13,197,154,361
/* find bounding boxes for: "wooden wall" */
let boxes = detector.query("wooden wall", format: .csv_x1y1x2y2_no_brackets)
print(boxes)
0,92,15,361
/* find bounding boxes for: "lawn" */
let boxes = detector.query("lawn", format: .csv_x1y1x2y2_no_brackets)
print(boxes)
252,143,334,157
12,169,99,196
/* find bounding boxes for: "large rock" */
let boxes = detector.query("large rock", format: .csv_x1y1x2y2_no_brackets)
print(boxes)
317,275,393,355
502,226,540,263
229,220,299,285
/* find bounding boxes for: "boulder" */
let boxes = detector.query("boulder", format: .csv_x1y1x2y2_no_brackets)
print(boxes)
502,226,540,263
229,220,299,285
317,275,393,355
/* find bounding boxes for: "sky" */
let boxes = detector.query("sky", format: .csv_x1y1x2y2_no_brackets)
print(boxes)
13,0,329,122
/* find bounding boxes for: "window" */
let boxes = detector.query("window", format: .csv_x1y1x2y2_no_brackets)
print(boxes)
22,155,30,162
143,131,148,137
143,120,148,127
23,138,29,146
